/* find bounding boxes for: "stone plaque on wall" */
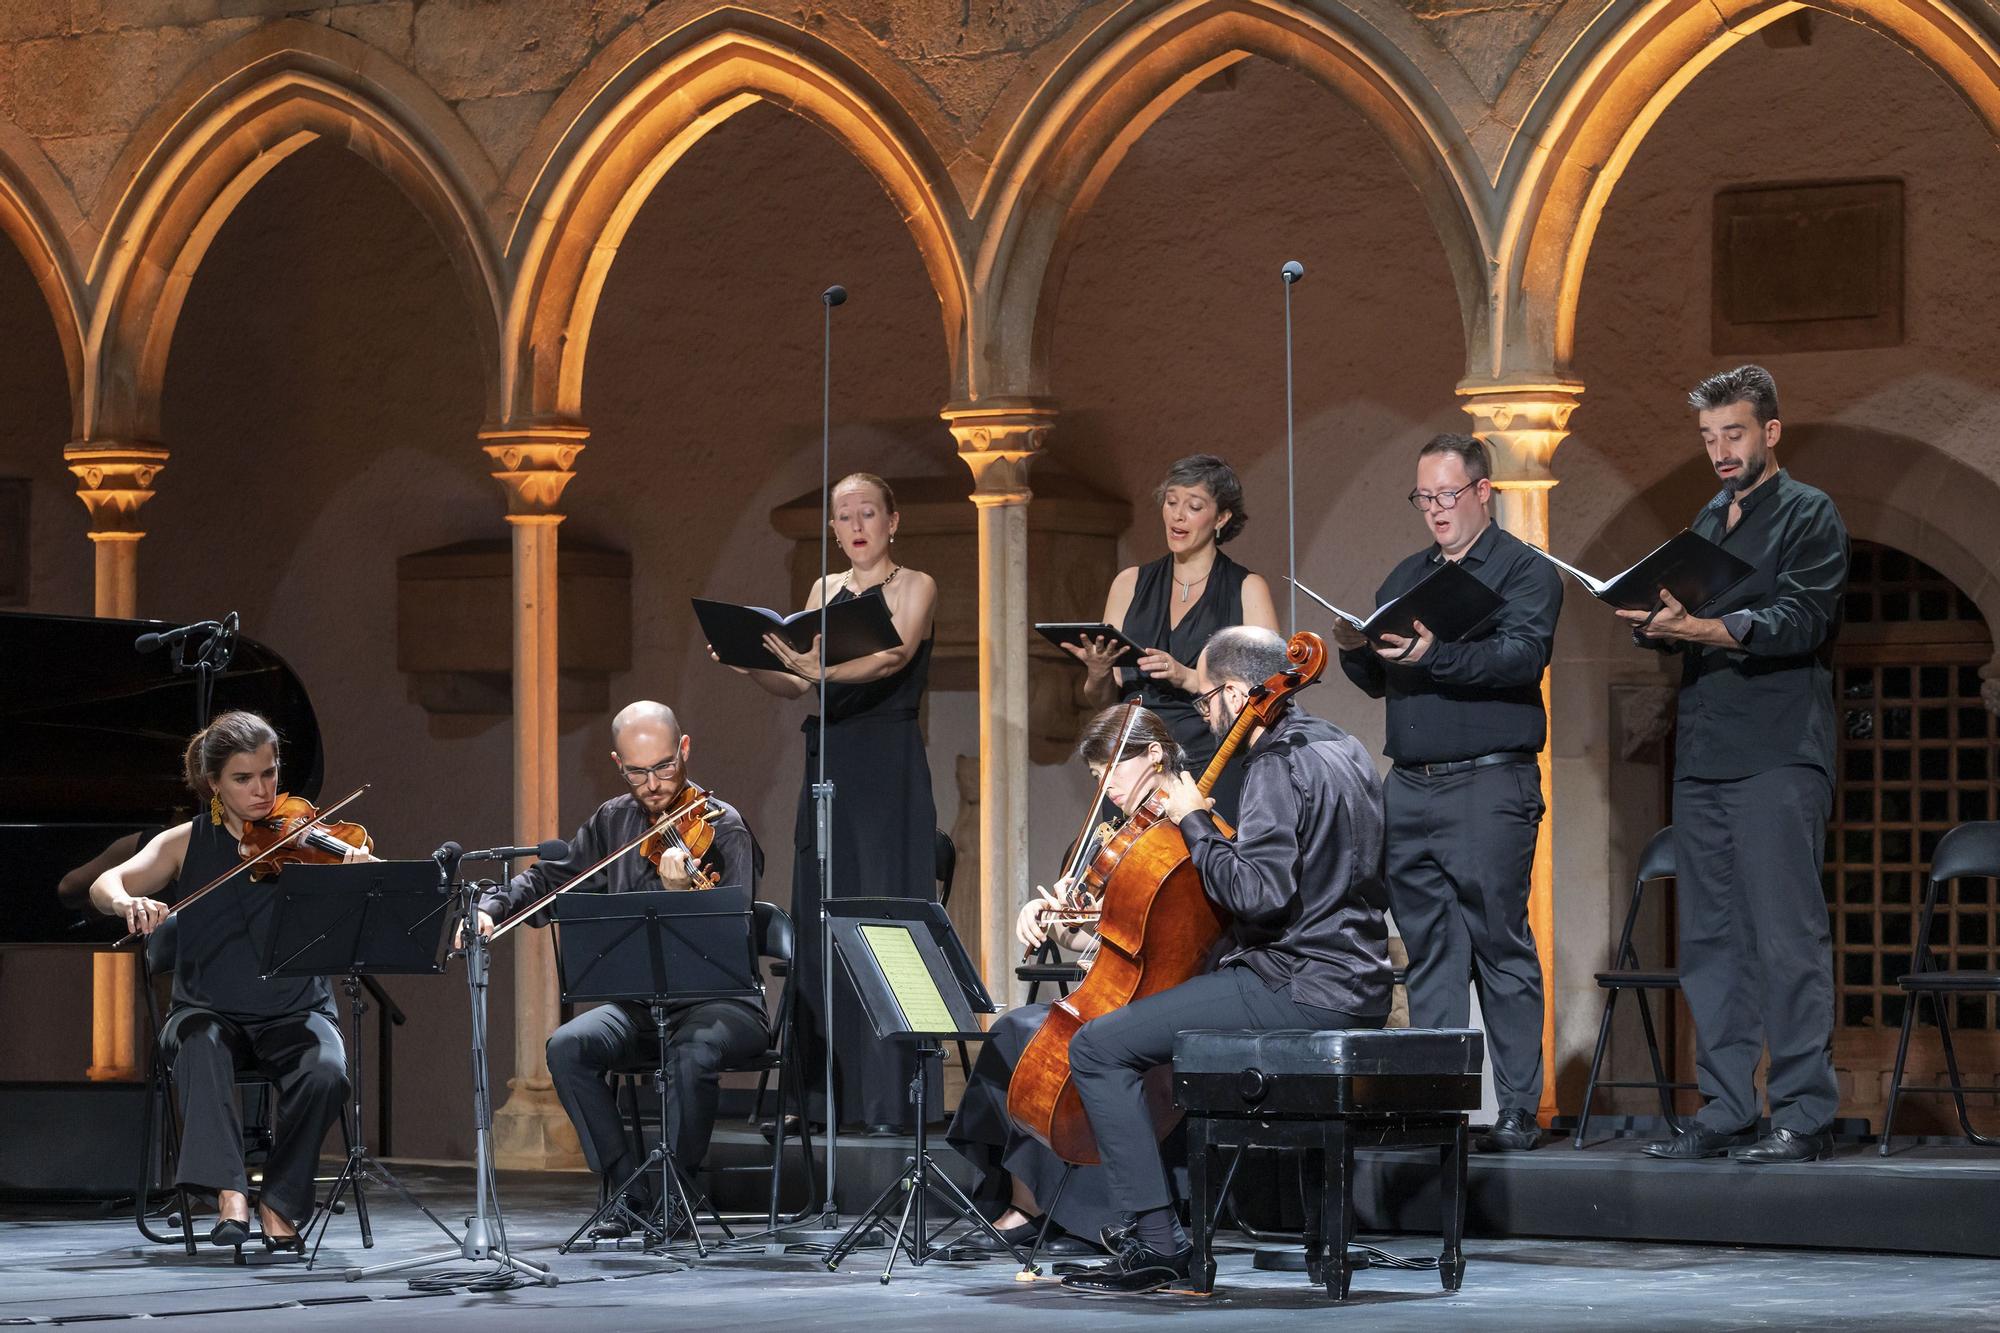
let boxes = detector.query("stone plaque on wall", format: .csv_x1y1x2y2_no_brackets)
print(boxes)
1712,180,1903,354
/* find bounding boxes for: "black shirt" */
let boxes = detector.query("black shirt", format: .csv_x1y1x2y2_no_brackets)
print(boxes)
1339,521,1564,764
169,815,333,1020
1641,469,1848,781
480,789,764,1020
1180,707,1393,1017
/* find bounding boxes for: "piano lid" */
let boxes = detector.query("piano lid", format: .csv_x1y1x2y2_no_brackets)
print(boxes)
0,611,323,945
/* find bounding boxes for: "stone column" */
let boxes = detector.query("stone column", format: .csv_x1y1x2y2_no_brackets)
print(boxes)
481,425,588,1169
67,443,169,1082
943,400,1055,1005
1458,383,1581,1125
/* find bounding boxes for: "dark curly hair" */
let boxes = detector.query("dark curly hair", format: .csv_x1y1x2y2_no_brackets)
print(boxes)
1153,454,1247,545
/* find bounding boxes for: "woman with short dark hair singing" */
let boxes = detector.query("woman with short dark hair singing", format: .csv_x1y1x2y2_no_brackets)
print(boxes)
1065,454,1279,824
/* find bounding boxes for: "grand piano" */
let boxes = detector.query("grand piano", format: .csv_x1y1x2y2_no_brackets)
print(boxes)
0,610,323,945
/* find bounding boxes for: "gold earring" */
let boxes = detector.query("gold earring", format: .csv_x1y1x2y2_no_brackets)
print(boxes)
209,795,225,826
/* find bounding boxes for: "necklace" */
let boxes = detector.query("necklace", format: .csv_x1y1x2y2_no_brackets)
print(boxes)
848,564,900,593
1173,570,1209,604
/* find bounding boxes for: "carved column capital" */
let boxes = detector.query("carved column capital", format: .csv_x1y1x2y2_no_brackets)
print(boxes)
943,399,1057,505
65,443,169,538
1455,381,1585,486
480,424,587,518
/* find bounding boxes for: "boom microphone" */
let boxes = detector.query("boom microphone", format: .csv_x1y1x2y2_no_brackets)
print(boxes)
822,284,848,307
462,838,570,862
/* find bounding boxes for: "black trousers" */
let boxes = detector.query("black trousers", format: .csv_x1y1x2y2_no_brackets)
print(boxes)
1069,966,1381,1215
546,1000,768,1186
160,1006,348,1226
1386,761,1546,1113
1673,765,1839,1134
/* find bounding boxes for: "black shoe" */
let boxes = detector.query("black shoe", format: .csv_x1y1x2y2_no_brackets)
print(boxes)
862,1122,904,1138
208,1217,250,1248
1061,1239,1193,1294
758,1114,806,1144
1729,1128,1833,1164
589,1215,637,1241
261,1230,306,1255
1641,1124,1757,1160
1478,1108,1541,1152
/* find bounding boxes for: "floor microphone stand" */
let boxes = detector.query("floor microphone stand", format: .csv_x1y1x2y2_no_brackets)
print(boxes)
346,859,554,1287
1281,260,1305,635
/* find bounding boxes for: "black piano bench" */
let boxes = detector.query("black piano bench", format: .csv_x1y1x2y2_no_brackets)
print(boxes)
1172,1027,1485,1300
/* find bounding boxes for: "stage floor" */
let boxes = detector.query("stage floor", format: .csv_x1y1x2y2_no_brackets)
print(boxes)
5,1161,2000,1331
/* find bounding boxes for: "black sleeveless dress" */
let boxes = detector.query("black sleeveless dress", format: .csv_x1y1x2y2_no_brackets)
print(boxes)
792,583,938,1128
169,815,332,1020
1118,549,1250,824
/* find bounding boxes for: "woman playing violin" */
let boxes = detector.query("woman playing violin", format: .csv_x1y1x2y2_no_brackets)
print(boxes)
944,705,1185,1254
1065,455,1279,826
89,711,364,1251
716,471,939,1134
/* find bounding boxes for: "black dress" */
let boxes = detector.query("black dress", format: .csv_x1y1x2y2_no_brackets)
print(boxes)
1118,549,1250,824
792,583,938,1128
159,816,349,1225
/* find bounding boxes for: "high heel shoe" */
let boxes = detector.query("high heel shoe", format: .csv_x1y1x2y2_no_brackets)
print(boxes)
261,1231,306,1255
209,1217,250,1248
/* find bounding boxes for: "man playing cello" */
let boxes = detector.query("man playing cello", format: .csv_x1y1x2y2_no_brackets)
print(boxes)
1061,626,1393,1294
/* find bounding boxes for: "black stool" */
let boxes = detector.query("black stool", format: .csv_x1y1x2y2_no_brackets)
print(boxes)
1173,1027,1483,1300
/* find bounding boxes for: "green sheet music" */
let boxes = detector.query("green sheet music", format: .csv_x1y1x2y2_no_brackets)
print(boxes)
859,923,956,1033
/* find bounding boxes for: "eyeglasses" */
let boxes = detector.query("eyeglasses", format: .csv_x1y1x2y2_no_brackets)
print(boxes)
1191,684,1227,716
617,755,683,786
1408,484,1480,512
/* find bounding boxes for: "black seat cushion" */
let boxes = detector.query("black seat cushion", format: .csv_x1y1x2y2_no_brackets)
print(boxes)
1595,969,1681,989
1016,964,1084,983
1174,1027,1484,1078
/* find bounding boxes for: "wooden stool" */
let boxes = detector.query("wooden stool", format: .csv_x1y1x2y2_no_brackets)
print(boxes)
1172,1027,1484,1299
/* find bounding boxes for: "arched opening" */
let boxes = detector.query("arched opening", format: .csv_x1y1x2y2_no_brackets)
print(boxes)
152,139,495,1162
1036,55,1470,884
0,230,85,616
575,98,955,932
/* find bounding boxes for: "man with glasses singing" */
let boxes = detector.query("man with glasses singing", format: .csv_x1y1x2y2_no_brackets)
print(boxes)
1332,433,1563,1152
467,700,766,1237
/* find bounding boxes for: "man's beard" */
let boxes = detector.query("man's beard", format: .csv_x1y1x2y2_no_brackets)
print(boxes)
1209,699,1238,740
1721,450,1768,495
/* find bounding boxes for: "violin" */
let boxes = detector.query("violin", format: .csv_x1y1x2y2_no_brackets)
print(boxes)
1007,632,1328,1165
240,793,373,879
636,781,723,890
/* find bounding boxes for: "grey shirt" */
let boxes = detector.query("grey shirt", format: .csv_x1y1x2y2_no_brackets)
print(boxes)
1179,707,1393,1017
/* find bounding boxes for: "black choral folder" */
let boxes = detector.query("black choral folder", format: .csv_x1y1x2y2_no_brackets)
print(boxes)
1292,560,1504,645
694,589,901,672
1533,530,1753,613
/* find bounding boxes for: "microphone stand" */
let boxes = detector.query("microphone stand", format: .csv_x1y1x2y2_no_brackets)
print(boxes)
346,850,555,1289
1281,260,1305,634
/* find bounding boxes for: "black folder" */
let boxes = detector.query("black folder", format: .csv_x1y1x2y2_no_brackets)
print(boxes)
1293,561,1504,645
694,589,900,672
1534,530,1753,613
1033,622,1145,658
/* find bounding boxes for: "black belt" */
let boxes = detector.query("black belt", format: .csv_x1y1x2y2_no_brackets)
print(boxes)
1395,751,1536,777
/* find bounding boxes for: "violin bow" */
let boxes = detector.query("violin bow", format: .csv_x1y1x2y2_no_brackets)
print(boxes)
488,797,714,942
118,784,370,948
1028,704,1144,953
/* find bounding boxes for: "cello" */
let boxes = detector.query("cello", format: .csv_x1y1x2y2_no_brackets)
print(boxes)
1006,631,1328,1165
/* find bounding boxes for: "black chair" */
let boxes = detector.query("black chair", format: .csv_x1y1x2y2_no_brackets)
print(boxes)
1880,821,2000,1156
1573,827,1696,1147
613,899,816,1230
134,917,353,1259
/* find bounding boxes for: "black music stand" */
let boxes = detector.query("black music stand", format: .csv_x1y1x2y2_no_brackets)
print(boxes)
551,887,761,1258
821,911,1020,1284
260,860,453,1269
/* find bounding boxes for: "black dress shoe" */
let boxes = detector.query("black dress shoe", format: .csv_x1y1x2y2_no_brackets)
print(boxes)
1478,1108,1541,1152
261,1230,306,1254
209,1217,250,1248
1641,1124,1758,1160
1061,1239,1193,1294
1729,1128,1833,1164
862,1123,904,1138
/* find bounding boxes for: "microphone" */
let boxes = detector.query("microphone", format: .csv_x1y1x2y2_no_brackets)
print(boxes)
431,840,463,865
822,284,848,307
462,838,570,862
1281,260,1305,285
135,620,220,653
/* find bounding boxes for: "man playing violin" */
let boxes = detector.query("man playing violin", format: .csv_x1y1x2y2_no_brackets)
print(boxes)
465,700,766,1239
90,710,364,1251
1061,627,1394,1294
